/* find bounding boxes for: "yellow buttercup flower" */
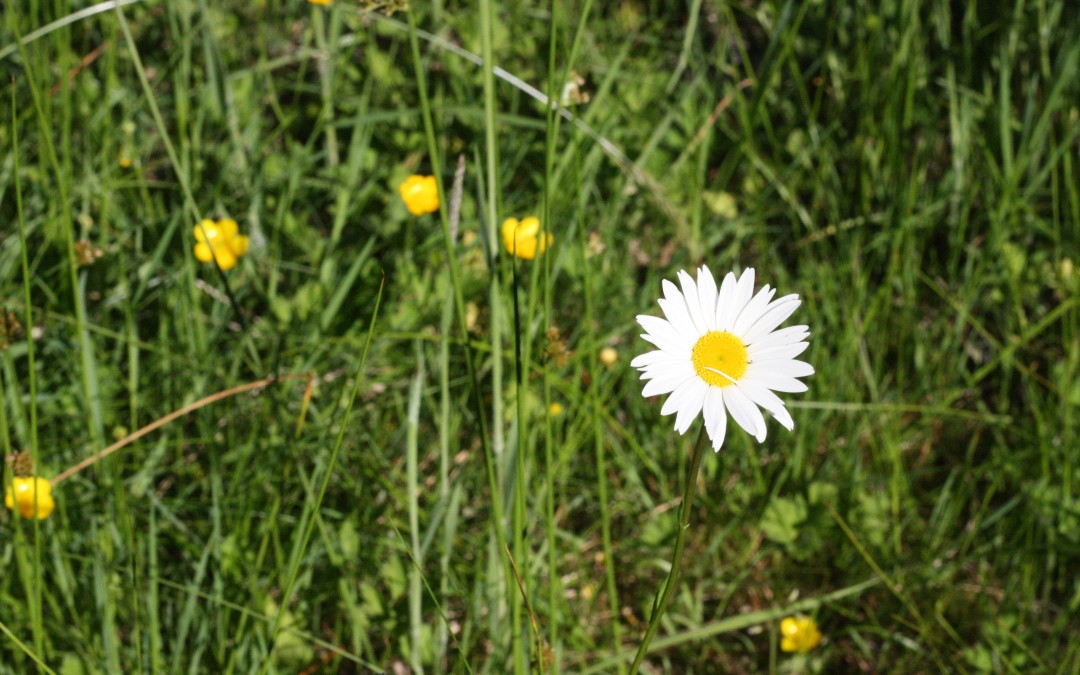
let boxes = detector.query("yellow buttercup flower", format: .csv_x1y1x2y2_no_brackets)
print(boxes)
501,217,552,260
780,616,822,653
307,0,332,5
548,402,564,417
194,218,250,271
599,346,618,367
399,175,439,215
5,476,56,520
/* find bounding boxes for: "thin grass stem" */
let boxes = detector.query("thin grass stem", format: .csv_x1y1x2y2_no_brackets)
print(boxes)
580,225,624,673
476,0,521,668
259,276,384,673
407,341,425,673
405,6,516,668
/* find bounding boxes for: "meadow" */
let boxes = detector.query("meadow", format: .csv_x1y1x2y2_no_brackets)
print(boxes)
1,0,1079,672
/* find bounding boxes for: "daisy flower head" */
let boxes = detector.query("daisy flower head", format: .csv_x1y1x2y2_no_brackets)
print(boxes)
631,266,812,451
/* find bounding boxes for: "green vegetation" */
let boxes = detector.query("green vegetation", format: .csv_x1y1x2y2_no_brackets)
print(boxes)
2,0,1078,672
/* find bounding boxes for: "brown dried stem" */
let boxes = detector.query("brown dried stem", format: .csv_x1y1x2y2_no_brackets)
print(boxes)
52,373,313,485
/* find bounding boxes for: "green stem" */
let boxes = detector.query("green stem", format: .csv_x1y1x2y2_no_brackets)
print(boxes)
510,256,531,666
628,425,709,674
311,5,339,170
580,211,624,673
10,82,38,475
407,341,425,674
476,0,521,668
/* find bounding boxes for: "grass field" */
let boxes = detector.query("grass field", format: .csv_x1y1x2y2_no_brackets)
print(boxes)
2,1,1079,672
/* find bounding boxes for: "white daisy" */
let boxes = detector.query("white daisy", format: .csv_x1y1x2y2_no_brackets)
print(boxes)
631,265,813,451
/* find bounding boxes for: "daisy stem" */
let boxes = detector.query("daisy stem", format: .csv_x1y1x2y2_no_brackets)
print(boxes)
628,425,708,674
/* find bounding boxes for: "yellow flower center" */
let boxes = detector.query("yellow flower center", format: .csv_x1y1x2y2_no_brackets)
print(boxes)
691,331,748,387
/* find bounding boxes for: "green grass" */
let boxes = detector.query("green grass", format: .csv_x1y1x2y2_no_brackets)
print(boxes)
2,0,1079,672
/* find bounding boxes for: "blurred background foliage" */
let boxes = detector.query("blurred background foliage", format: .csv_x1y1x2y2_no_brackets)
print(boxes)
1,0,1078,672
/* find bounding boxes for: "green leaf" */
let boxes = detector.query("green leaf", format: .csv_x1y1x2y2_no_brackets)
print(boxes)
1001,241,1026,278
853,490,891,549
339,519,360,561
760,495,808,546
384,553,407,601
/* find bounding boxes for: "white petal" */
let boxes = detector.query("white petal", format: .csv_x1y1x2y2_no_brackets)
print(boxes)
631,350,674,369
636,314,675,338
635,346,693,365
660,384,686,416
741,296,800,344
702,386,728,451
677,270,706,334
661,378,702,417
637,315,693,352
772,405,794,430
715,271,739,330
748,341,809,362
659,287,703,346
732,285,776,336
742,369,809,393
637,362,692,379
641,361,696,378
747,325,810,351
661,278,681,302
696,266,718,330
752,359,815,378
642,366,696,397
658,297,698,340
727,268,756,329
661,279,688,318
672,379,708,434
737,380,794,431
722,385,768,442
636,361,691,378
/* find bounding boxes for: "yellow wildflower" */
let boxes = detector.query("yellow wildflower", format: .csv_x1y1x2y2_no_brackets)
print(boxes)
548,402,564,417
501,217,552,260
307,0,332,4
399,175,439,216
5,476,56,520
780,616,822,653
194,218,250,271
599,346,618,367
